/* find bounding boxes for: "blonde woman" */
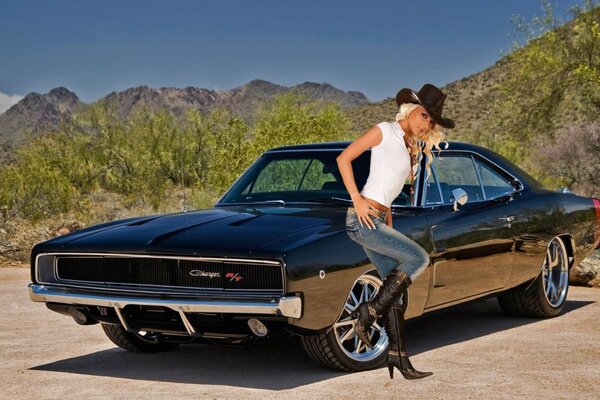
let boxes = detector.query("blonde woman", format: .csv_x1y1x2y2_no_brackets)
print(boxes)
336,84,454,380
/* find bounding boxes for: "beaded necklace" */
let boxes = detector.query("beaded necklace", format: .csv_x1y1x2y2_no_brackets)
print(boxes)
403,136,418,206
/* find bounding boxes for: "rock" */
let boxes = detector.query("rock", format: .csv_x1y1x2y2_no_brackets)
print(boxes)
54,221,83,237
55,227,71,236
571,249,600,286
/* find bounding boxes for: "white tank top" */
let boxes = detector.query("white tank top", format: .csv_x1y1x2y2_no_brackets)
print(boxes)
360,121,413,208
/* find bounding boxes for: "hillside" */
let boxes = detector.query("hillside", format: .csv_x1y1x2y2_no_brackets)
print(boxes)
348,56,592,139
348,6,600,143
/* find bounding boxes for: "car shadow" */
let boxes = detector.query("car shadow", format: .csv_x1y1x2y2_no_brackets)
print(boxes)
407,297,594,355
30,298,594,390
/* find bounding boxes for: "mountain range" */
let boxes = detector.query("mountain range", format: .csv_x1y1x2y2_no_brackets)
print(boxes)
0,80,369,148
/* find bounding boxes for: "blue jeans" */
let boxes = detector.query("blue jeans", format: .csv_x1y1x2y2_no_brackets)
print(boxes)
345,207,430,281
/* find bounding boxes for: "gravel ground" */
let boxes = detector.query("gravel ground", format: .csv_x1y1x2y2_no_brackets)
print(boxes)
2,267,600,400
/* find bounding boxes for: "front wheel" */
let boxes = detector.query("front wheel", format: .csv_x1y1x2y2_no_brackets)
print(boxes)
101,323,180,353
300,273,388,371
498,237,570,318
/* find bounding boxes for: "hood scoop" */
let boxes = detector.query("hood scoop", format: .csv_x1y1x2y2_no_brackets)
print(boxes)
147,214,236,246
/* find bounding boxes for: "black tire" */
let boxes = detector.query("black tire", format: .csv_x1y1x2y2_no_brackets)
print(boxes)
101,323,179,353
300,273,388,371
498,237,569,318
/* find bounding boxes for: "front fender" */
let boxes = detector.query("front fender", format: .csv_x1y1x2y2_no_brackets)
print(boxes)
284,231,430,331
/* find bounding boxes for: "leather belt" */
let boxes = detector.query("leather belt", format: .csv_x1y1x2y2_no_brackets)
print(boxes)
348,206,388,221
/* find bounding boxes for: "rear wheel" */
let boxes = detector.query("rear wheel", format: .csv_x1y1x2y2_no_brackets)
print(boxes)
101,323,179,353
498,237,569,318
301,273,388,371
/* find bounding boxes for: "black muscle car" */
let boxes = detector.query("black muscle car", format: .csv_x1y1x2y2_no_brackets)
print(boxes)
28,141,600,371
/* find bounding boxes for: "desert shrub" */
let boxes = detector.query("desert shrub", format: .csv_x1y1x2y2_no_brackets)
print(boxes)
0,149,78,221
535,124,600,197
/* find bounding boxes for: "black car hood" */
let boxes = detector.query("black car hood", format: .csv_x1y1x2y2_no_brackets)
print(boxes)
35,206,346,258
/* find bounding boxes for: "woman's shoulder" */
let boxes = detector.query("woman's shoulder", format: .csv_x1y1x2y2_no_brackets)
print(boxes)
375,121,394,134
374,121,406,146
377,121,402,135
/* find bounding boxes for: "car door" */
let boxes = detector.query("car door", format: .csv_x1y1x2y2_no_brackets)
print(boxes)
422,151,520,308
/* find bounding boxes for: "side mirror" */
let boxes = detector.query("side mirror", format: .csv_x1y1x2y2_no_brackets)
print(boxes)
451,188,468,211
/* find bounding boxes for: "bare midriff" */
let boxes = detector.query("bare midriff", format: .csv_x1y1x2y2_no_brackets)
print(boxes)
362,195,389,212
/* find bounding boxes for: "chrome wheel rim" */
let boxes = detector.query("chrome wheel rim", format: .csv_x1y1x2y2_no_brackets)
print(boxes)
542,238,569,308
333,274,388,362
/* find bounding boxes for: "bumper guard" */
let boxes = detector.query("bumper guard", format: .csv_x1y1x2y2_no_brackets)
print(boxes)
29,284,302,335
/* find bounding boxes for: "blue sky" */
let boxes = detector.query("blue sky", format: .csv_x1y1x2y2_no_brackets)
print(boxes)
0,0,588,111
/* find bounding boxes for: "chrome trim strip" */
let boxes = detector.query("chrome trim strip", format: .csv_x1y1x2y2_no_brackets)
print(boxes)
28,284,302,319
35,282,282,297
44,252,282,266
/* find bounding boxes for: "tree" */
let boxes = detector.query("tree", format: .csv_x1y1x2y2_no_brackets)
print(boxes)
250,91,352,161
501,1,600,135
187,109,252,196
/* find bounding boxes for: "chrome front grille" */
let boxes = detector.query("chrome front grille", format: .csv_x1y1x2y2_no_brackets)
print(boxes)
47,253,284,295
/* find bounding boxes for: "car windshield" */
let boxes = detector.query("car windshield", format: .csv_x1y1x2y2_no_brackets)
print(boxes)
217,149,416,207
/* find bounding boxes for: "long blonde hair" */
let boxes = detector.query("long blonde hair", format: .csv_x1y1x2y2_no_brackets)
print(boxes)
395,103,445,181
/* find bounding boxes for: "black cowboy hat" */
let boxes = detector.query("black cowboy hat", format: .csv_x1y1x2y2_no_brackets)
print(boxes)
395,83,455,129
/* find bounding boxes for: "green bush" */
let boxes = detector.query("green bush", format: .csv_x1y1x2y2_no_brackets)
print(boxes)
0,92,352,223
0,150,78,221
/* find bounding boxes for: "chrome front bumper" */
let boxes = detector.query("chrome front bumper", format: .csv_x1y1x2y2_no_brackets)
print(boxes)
29,284,302,334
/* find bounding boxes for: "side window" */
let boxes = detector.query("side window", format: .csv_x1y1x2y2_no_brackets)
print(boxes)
424,167,442,205
475,158,516,199
429,154,484,204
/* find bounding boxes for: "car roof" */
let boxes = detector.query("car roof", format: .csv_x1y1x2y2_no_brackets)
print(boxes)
267,140,489,154
265,141,543,190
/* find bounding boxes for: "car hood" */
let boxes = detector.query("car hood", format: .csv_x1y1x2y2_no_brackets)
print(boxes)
34,205,346,258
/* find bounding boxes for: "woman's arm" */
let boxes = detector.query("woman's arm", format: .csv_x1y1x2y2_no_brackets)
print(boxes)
336,125,383,229
386,210,393,227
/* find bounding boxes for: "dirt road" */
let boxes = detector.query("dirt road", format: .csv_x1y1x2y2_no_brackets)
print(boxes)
2,267,599,399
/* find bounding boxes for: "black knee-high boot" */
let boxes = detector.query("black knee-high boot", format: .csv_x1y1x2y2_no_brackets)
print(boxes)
353,269,411,350
384,291,432,380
